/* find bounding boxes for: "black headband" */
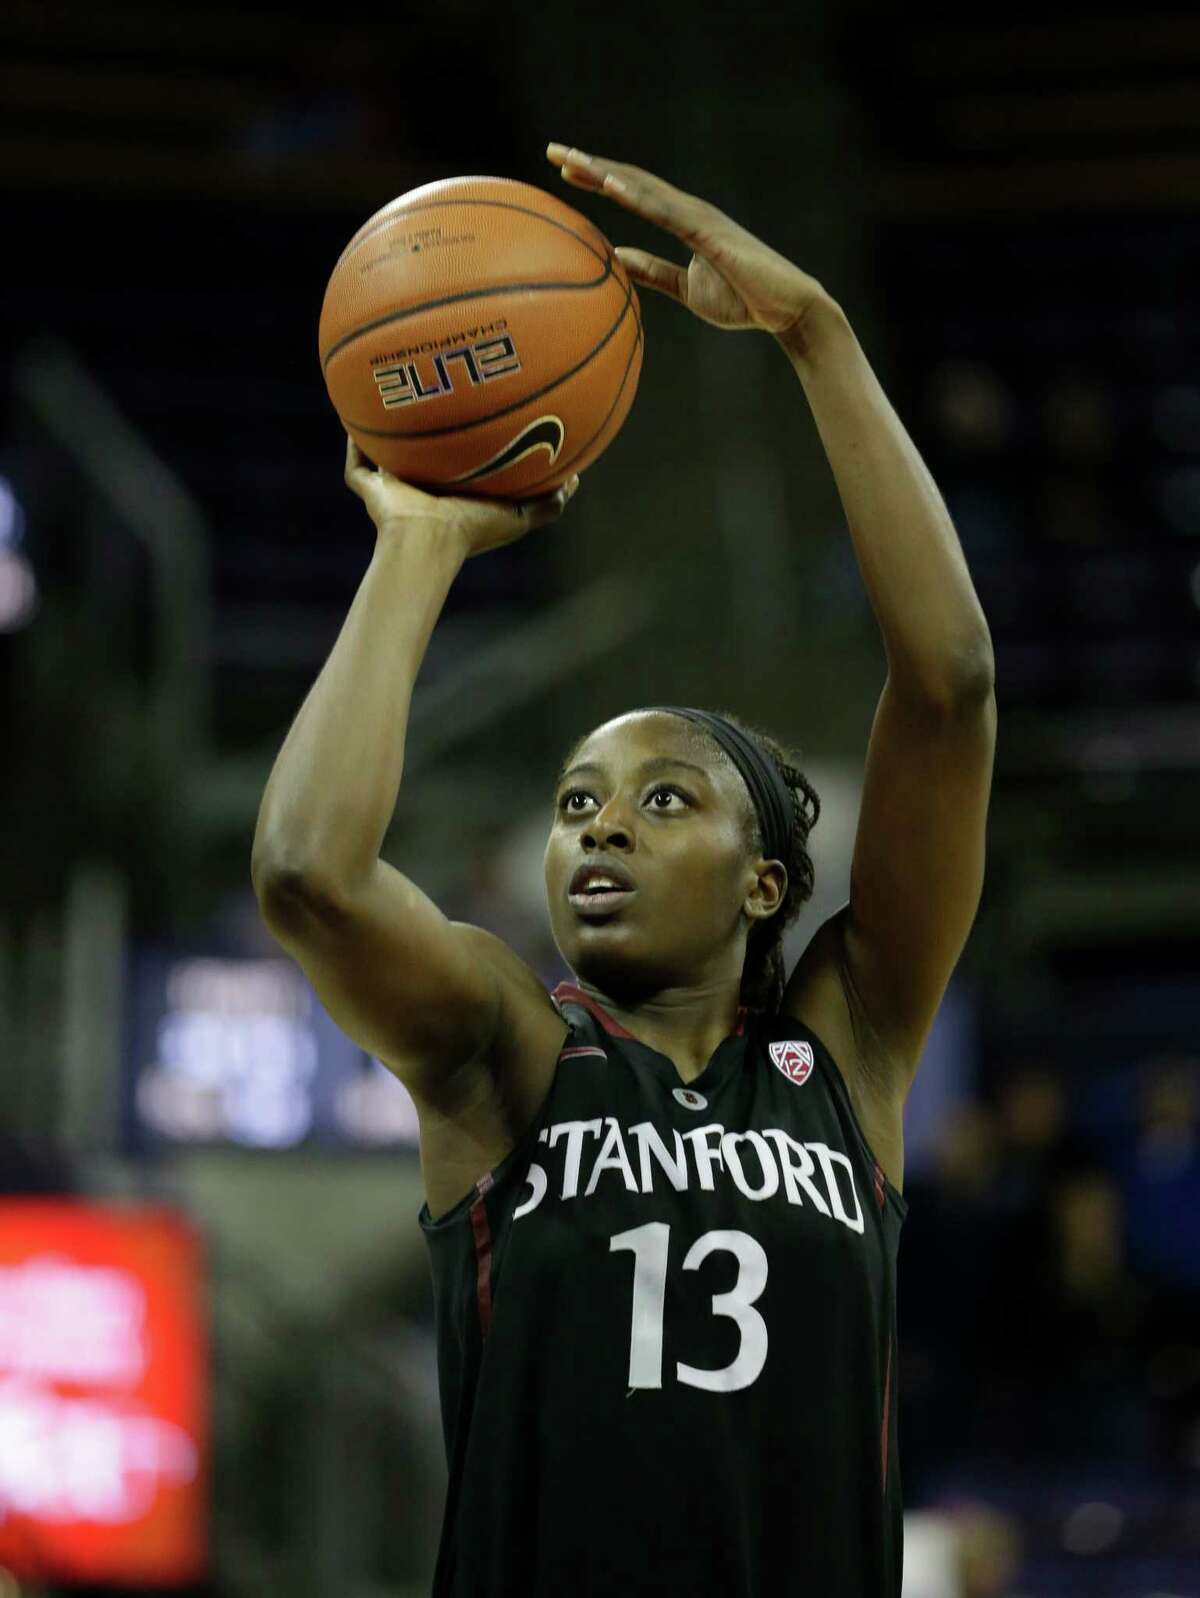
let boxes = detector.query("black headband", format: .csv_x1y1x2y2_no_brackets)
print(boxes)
638,706,794,868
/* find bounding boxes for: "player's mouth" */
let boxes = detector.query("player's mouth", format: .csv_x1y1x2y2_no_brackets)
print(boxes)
568,887,637,916
568,860,637,914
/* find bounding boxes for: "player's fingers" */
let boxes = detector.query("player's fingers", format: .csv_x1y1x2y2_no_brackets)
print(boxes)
614,246,686,303
517,475,581,529
556,164,606,194
344,433,367,490
546,144,715,246
344,433,380,488
454,476,581,558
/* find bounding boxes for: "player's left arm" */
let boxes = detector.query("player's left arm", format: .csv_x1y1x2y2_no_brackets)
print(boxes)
542,146,998,1095
841,674,996,1096
784,300,997,1098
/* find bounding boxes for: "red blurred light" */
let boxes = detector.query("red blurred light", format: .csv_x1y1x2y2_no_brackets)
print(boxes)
0,1200,208,1586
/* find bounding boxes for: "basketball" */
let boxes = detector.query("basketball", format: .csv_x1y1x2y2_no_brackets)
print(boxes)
318,175,644,499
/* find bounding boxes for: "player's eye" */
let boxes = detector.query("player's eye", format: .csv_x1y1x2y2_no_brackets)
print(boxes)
558,784,688,813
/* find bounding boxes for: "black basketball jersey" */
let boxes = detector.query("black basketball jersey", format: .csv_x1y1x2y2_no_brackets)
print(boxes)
418,979,908,1597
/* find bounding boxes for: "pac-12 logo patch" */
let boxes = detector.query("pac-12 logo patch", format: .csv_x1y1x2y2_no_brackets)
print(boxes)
769,1040,814,1086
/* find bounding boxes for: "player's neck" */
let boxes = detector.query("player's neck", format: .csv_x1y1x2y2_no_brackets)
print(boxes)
572,979,745,1078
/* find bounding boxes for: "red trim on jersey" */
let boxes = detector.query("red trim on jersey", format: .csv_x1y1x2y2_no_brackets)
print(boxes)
874,1162,887,1212
881,1332,892,1495
551,980,751,1040
469,1173,495,1339
551,982,639,1038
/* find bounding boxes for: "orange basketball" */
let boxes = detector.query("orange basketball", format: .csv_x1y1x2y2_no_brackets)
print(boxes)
318,175,644,499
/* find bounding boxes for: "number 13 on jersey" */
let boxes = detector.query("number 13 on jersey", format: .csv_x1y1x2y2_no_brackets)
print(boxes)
609,1222,769,1393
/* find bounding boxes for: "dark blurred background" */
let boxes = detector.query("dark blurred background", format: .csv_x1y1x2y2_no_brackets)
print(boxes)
1,1,1198,1594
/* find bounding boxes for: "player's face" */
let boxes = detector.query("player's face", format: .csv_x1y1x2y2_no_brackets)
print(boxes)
544,712,762,997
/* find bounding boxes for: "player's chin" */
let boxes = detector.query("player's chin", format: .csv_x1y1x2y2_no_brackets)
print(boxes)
558,908,642,957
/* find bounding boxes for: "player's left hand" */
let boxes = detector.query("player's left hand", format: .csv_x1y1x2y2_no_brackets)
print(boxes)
546,142,834,349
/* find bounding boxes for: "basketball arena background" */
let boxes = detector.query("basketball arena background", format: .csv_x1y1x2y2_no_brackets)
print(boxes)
1,1,1198,1593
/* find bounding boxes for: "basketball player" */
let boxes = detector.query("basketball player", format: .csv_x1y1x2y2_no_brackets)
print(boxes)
252,146,996,1596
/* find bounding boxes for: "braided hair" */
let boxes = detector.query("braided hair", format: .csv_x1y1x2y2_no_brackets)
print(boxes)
556,708,821,1015
701,707,821,1014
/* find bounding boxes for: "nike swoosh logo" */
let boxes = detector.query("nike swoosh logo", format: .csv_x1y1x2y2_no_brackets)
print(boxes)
447,415,565,485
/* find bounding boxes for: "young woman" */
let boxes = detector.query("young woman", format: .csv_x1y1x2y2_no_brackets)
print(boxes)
252,144,997,1597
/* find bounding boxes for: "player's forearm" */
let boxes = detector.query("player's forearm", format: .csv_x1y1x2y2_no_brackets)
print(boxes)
780,298,994,700
251,522,468,895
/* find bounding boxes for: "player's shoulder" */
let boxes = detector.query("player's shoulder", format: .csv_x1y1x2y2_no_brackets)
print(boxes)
778,908,907,1194
452,921,572,1113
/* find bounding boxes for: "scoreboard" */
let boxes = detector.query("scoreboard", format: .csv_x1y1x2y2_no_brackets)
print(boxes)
124,949,421,1152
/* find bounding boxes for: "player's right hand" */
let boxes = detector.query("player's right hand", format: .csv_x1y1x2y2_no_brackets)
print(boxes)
343,434,580,560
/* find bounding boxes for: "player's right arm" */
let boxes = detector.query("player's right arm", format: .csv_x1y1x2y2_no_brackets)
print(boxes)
251,438,578,1102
